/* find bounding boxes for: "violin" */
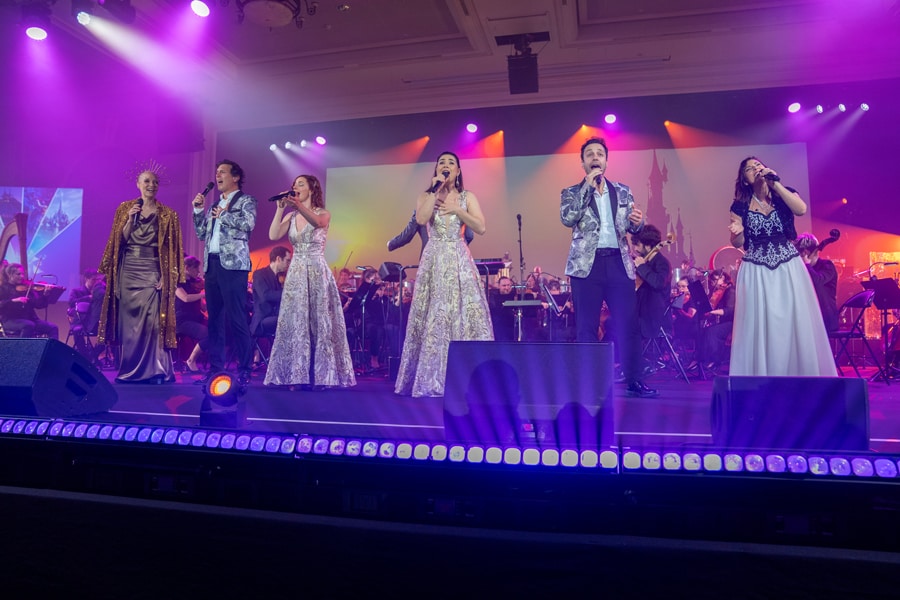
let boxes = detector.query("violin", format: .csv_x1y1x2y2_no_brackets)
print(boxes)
15,281,62,294
635,233,677,290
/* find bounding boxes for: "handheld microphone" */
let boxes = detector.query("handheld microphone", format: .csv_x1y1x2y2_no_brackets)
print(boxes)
428,170,451,193
193,182,214,209
764,172,781,182
268,191,294,203
885,262,899,266
133,197,143,229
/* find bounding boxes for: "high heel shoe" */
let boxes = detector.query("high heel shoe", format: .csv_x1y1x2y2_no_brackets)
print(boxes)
185,358,200,372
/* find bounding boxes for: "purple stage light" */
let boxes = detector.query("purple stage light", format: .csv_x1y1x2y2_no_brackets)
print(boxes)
485,447,503,464
838,103,847,112
26,26,48,41
315,136,326,145
860,103,870,111
604,113,617,124
788,102,801,113
269,143,277,151
396,442,413,459
190,0,210,17
816,104,824,114
503,447,522,465
466,123,478,133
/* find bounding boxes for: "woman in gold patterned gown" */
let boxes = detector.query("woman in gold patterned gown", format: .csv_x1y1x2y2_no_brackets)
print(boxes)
395,151,493,397
263,175,356,389
98,168,185,383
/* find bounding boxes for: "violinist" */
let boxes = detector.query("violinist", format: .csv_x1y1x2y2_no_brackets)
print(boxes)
176,255,211,372
697,269,735,372
0,263,59,339
794,232,839,333
542,278,575,342
632,224,672,343
671,276,699,349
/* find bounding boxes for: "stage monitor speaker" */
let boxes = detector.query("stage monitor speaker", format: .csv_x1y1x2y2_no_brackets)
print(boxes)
0,338,118,418
507,54,538,95
711,376,869,451
443,341,614,448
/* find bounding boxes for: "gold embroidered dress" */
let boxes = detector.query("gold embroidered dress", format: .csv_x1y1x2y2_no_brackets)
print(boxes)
264,213,356,388
395,191,493,397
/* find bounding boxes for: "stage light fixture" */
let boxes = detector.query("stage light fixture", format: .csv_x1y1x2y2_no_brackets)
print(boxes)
22,2,52,40
190,0,210,17
315,136,326,145
284,141,292,149
860,103,870,111
466,123,478,133
269,143,277,151
788,102,801,113
71,0,94,25
815,105,824,114
838,103,847,112
299,139,308,148
604,113,617,124
97,0,136,23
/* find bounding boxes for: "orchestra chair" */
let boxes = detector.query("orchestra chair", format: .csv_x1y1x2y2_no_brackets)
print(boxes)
65,301,95,358
252,334,275,370
829,289,888,381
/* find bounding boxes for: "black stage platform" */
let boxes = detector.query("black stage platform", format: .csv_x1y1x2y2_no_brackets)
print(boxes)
101,366,900,453
3,351,900,597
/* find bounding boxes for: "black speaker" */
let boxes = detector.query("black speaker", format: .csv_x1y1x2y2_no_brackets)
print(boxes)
507,54,538,95
443,341,614,448
0,339,118,418
711,376,869,451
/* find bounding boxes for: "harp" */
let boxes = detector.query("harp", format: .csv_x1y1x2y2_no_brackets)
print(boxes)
0,213,28,276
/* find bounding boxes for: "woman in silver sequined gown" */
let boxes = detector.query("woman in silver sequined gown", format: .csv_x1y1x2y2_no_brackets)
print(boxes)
395,151,493,397
264,175,356,388
727,157,836,376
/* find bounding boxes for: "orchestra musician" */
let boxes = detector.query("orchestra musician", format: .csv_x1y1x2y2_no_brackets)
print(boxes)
67,269,105,357
671,276,699,351
175,255,210,373
489,276,518,341
345,267,391,370
794,232,839,333
249,246,291,339
0,263,59,339
542,278,575,342
697,269,735,372
632,224,672,343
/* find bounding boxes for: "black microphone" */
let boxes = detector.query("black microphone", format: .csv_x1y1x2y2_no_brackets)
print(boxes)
516,214,522,227
885,262,899,266
764,173,781,182
268,191,294,202
429,170,451,193
200,181,214,196
133,197,143,229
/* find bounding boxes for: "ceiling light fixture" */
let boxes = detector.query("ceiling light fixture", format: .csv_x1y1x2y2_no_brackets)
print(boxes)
226,0,318,29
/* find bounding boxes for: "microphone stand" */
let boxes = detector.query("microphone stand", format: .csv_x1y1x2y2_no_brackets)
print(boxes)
516,215,527,342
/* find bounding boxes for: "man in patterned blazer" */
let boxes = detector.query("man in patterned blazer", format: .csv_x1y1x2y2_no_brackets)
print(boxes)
192,159,257,386
560,137,658,398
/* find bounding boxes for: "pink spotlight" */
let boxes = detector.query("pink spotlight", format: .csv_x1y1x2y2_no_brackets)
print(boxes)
190,0,210,17
604,113,617,124
466,123,478,133
788,102,801,113
315,136,326,145
26,26,48,41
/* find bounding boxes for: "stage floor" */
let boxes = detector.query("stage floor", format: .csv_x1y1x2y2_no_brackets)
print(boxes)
97,364,900,453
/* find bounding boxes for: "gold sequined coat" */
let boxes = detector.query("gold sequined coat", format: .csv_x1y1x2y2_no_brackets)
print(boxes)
98,199,185,349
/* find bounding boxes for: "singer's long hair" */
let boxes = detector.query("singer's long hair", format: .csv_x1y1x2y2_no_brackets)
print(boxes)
426,151,464,193
733,156,761,203
294,175,324,208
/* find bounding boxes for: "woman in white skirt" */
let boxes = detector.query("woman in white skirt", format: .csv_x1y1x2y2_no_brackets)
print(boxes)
727,157,837,377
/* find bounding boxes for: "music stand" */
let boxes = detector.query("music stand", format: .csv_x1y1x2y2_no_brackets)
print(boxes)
474,258,504,300
861,278,900,381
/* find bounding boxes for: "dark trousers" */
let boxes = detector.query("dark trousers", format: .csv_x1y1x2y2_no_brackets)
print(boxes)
205,255,252,373
571,251,642,382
